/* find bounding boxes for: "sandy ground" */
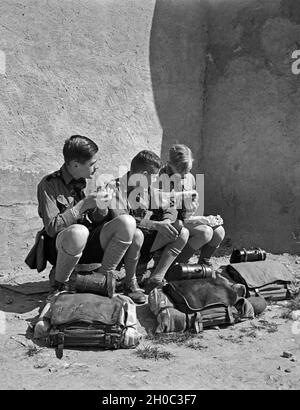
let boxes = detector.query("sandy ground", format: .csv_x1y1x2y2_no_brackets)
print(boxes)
0,252,300,391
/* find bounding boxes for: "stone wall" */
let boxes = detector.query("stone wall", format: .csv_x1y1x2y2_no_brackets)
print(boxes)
0,0,207,271
201,0,300,253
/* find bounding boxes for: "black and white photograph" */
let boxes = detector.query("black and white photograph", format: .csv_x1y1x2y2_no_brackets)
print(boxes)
0,0,299,392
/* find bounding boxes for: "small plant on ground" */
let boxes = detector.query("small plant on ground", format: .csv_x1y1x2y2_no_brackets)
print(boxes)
146,332,202,346
135,344,175,360
239,327,258,338
218,333,244,343
280,309,291,319
25,344,43,357
256,320,278,333
184,340,208,350
287,295,300,311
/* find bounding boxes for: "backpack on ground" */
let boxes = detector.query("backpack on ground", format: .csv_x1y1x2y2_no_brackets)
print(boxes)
226,260,294,301
162,277,239,330
47,292,141,358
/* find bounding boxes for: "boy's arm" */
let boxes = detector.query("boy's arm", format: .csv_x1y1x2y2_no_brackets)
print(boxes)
106,180,129,218
37,180,100,237
37,181,80,238
87,207,110,225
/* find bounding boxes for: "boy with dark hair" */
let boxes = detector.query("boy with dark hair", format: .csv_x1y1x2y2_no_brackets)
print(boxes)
130,150,162,174
34,135,145,303
107,150,189,293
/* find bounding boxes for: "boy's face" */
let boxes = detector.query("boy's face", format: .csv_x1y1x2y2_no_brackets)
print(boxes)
169,160,193,178
130,167,160,189
144,168,160,187
70,154,98,179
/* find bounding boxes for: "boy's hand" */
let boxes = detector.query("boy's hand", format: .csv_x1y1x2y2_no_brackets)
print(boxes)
96,187,114,210
82,192,98,210
156,220,179,240
82,187,114,211
183,191,199,214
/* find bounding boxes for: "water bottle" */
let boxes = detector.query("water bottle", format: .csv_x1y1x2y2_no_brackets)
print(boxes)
230,248,266,263
166,262,215,281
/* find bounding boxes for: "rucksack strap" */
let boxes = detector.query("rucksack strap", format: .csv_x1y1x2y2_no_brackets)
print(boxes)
190,313,203,333
56,331,64,359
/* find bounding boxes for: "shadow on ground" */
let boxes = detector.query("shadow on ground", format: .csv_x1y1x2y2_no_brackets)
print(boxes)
0,285,46,314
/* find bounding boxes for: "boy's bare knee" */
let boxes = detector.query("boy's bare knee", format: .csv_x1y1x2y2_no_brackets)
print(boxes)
179,226,190,243
132,228,144,248
201,225,214,243
116,215,136,238
212,225,225,244
60,224,89,255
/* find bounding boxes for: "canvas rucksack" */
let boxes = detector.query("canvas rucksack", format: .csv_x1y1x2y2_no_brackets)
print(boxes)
226,260,294,301
47,292,141,358
148,286,240,333
162,276,241,330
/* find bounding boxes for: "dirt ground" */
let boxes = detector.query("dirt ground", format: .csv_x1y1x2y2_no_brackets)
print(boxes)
0,252,300,391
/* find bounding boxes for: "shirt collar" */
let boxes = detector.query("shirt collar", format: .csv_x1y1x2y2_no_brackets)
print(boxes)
164,163,174,176
60,164,75,186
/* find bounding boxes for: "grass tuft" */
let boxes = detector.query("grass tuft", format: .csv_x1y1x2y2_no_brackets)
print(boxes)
239,328,258,338
218,334,244,343
25,344,42,357
287,295,300,311
280,309,291,319
184,340,208,350
253,320,278,333
146,332,202,346
135,344,175,361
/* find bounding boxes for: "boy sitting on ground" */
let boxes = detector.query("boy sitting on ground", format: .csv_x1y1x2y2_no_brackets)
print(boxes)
106,150,189,294
33,134,145,303
159,144,225,266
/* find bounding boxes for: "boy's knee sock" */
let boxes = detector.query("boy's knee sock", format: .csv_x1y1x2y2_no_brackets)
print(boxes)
124,253,140,286
49,266,56,287
173,242,197,264
98,236,132,277
150,243,181,283
198,244,217,263
55,243,82,284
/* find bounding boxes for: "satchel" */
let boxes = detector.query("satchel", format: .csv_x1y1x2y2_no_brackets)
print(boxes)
226,260,294,301
163,277,238,314
25,228,47,273
149,287,235,332
47,292,141,358
163,278,237,329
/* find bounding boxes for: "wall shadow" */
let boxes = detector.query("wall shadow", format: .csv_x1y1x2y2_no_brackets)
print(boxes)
150,0,300,252
149,0,209,168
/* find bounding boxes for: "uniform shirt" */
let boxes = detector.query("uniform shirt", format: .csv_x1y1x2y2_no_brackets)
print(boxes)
106,171,177,229
37,164,108,238
159,164,196,221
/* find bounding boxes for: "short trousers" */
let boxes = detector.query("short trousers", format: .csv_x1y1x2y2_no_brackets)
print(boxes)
44,224,105,266
139,230,158,263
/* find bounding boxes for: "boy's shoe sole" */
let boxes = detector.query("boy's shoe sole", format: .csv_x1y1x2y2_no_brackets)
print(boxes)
124,289,147,304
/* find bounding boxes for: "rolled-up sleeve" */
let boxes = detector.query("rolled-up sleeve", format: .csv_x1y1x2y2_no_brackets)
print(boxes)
88,207,110,225
161,206,178,222
106,180,129,219
150,187,178,223
37,181,77,238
